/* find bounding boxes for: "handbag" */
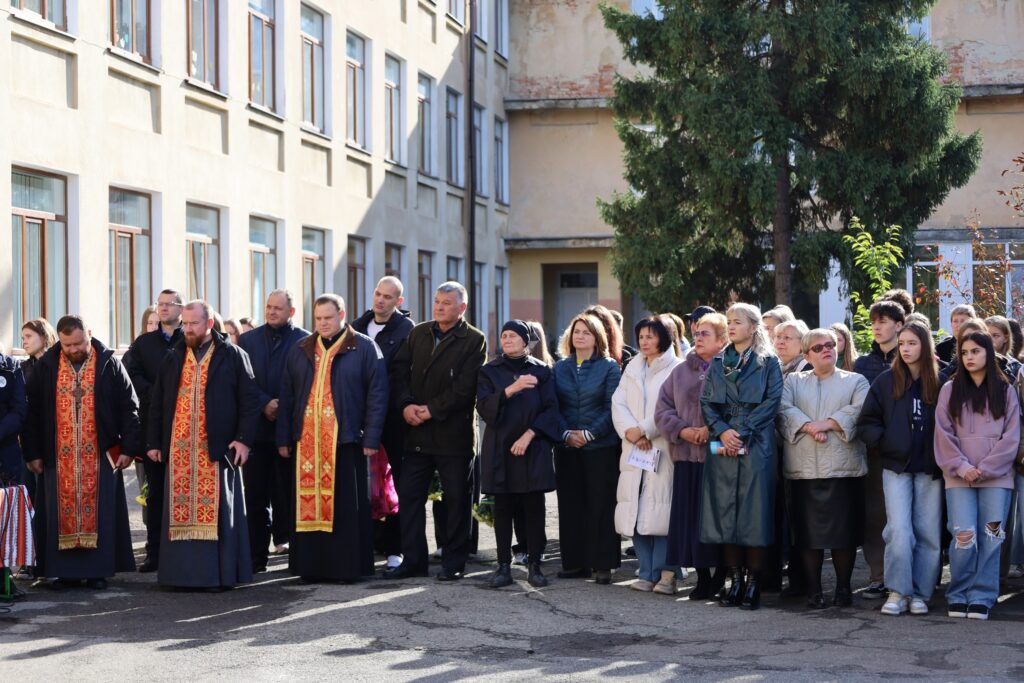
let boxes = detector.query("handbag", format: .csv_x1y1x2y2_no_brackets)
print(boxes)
369,445,399,521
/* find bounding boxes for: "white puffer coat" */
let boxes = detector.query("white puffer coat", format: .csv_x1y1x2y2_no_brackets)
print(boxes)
612,349,682,537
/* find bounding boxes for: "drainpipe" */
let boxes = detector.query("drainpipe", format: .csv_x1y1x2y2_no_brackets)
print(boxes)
465,0,478,326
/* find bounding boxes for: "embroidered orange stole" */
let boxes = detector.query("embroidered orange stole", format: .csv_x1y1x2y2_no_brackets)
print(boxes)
168,346,220,541
296,336,341,533
55,352,100,550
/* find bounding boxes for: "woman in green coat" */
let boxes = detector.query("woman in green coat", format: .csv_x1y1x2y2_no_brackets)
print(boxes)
700,303,783,610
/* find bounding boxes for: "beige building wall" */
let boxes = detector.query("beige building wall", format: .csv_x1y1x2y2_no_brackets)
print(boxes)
1,1,510,349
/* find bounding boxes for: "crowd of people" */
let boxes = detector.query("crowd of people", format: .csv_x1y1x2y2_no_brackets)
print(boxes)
2,279,1024,623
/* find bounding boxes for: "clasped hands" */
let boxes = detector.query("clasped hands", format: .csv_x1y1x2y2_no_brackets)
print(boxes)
624,427,653,452
718,429,744,457
403,404,433,427
800,419,839,444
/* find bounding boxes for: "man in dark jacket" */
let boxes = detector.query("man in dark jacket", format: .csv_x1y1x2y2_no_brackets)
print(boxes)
934,304,977,364
276,293,387,581
24,316,141,589
852,299,905,600
0,352,27,486
123,288,183,572
146,301,260,590
384,281,487,581
237,289,309,572
351,276,415,569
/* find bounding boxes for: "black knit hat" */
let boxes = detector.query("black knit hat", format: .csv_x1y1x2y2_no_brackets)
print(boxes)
501,319,533,346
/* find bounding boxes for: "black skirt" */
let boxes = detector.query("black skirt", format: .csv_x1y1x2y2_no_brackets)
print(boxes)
787,477,864,550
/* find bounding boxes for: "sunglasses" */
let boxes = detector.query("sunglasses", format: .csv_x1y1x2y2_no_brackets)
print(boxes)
809,341,837,354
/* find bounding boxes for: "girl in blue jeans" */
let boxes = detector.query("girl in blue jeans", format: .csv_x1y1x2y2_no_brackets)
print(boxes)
934,331,1021,621
858,322,943,616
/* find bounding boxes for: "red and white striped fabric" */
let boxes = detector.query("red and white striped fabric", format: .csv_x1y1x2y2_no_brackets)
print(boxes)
0,485,35,569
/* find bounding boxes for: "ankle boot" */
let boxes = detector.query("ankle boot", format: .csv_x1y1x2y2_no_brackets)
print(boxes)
490,563,513,588
527,563,549,588
740,573,761,610
690,570,713,600
653,570,677,595
718,567,745,607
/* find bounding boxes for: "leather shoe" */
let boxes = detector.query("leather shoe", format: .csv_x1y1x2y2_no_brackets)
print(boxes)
832,587,853,607
85,578,108,590
490,563,513,588
719,568,744,607
739,577,761,610
138,557,159,573
556,568,590,579
383,563,428,580
593,570,612,585
436,568,464,581
527,563,549,588
807,593,828,609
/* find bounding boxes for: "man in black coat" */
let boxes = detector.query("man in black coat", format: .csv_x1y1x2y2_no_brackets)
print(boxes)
0,351,27,487
276,293,388,581
935,304,977,365
350,276,414,569
237,289,309,572
23,316,140,589
384,282,487,581
123,288,183,572
146,300,260,590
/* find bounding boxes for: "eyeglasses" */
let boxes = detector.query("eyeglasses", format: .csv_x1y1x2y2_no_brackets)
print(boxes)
809,341,837,354
693,331,715,339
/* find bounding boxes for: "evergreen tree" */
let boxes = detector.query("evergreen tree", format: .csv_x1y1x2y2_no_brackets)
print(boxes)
599,0,981,310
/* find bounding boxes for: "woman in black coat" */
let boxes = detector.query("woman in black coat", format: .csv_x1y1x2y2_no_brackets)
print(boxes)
478,320,560,589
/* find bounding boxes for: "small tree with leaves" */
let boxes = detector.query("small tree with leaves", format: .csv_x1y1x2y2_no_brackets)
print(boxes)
842,219,904,353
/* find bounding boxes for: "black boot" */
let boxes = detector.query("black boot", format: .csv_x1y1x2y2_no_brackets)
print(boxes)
690,569,714,600
740,573,761,610
527,563,549,588
718,567,745,607
490,563,513,588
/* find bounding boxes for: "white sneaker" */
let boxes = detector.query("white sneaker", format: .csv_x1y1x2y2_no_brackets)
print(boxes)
909,597,929,615
386,555,402,569
880,591,909,615
432,547,443,559
1008,564,1024,579
512,552,528,566
679,567,689,580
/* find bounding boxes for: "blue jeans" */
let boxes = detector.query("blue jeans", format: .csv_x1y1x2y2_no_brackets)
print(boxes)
881,470,942,601
634,534,673,582
1010,474,1024,564
945,486,1012,608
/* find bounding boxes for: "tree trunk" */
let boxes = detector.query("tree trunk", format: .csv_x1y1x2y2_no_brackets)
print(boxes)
773,159,792,307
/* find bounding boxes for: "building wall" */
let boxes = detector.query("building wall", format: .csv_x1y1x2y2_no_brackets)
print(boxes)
1,1,509,348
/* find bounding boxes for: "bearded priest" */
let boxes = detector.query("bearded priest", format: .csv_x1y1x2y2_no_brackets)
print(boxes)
146,300,260,591
23,315,140,589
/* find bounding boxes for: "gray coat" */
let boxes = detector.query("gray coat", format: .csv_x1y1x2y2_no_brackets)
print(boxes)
699,347,783,546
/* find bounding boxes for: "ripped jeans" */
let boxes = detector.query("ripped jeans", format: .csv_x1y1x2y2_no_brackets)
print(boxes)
945,486,1012,608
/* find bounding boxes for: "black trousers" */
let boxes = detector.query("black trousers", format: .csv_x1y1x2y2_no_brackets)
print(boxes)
555,445,621,571
399,451,474,573
270,449,292,546
495,492,546,564
143,457,166,560
244,441,292,567
432,455,481,554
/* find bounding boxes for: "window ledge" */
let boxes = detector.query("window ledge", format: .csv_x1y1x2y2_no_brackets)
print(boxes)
9,10,75,42
418,0,437,11
474,35,488,50
248,103,285,125
300,125,333,143
495,201,510,212
494,51,509,67
183,78,229,101
446,183,466,196
446,14,465,34
345,142,372,159
384,161,409,176
106,47,162,83
417,171,439,183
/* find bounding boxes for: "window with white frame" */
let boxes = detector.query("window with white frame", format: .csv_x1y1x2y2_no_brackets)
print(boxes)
248,0,276,110
495,0,508,56
12,0,66,29
347,236,367,312
472,261,484,329
11,168,68,346
417,75,436,175
109,188,152,347
187,0,220,88
446,88,463,186
473,105,487,196
472,0,487,41
301,4,326,131
494,265,506,329
385,242,403,279
346,31,368,148
249,217,277,324
446,256,462,283
417,251,433,322
494,116,508,203
301,227,326,325
185,203,220,309
973,242,1024,319
447,0,463,24
112,0,151,62
384,55,403,164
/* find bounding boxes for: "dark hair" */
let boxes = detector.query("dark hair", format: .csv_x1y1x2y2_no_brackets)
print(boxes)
22,318,58,350
892,322,939,405
633,316,673,354
159,288,183,304
313,294,345,312
950,331,1008,424
583,305,624,366
55,315,86,336
880,288,915,316
1010,318,1024,363
869,300,906,325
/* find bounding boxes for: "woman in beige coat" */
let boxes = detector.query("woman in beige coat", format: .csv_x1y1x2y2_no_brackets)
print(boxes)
778,328,870,609
613,316,682,594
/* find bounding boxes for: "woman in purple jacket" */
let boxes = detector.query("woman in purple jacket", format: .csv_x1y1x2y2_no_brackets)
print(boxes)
934,330,1021,621
655,312,727,599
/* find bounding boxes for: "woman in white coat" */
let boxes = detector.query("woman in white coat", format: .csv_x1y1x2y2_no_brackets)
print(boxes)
613,316,683,594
